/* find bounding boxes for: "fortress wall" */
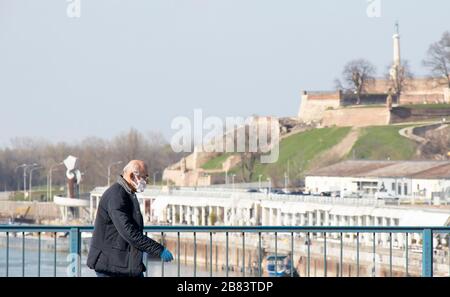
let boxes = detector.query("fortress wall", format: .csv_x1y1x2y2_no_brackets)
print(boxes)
322,107,390,127
399,93,446,104
298,94,341,122
307,91,341,100
390,106,450,123
163,168,225,187
367,78,448,94
163,169,200,187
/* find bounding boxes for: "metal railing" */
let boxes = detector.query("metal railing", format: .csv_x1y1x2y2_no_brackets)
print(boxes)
0,225,449,277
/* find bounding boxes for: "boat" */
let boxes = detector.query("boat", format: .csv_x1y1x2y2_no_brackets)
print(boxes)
265,254,299,277
265,255,288,277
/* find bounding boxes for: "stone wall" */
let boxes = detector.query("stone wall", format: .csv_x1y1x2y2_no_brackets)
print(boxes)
0,201,60,220
399,93,446,104
298,92,341,122
367,77,448,94
322,107,390,127
340,94,398,106
390,106,450,123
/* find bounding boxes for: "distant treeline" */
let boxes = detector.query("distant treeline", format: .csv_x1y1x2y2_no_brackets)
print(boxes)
0,128,184,193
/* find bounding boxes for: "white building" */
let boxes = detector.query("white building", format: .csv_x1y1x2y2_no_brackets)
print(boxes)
90,184,450,248
305,160,450,201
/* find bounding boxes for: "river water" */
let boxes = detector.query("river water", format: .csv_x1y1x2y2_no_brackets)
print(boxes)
0,246,246,277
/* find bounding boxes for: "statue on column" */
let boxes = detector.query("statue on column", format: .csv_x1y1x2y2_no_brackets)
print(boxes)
386,88,394,111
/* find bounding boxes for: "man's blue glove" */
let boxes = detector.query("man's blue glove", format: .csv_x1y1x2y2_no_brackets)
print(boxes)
160,248,174,262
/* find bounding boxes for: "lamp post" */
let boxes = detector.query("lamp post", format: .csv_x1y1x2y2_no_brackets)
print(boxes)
48,162,64,202
14,164,26,192
22,163,37,199
153,171,159,186
107,161,123,187
231,174,236,190
28,165,41,201
267,178,272,196
258,174,263,190
284,172,289,193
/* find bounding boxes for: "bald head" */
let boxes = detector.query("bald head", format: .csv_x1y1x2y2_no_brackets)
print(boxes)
122,160,149,192
123,160,148,176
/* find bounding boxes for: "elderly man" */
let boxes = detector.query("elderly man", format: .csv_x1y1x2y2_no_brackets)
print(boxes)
87,160,173,277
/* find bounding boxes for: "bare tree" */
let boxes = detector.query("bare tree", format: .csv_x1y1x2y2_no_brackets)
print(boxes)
423,31,450,88
0,129,184,194
421,127,450,159
387,60,414,96
238,124,261,183
112,128,147,162
336,59,376,104
237,118,276,183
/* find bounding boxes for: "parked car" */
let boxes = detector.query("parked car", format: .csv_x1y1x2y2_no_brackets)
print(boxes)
290,191,305,196
271,189,286,195
246,188,260,193
342,191,363,199
332,191,341,198
375,190,398,200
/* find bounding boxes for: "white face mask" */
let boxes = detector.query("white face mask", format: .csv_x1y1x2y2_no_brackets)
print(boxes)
132,174,147,193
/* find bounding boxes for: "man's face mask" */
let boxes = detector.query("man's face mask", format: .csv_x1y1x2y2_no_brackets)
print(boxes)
132,172,147,193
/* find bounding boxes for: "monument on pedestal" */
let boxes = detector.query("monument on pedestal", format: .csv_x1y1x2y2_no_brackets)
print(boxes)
54,155,90,222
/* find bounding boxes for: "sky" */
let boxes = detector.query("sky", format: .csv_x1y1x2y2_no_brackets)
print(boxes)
0,0,449,147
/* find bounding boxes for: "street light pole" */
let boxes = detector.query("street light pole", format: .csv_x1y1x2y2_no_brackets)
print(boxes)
107,161,123,187
14,164,26,192
258,174,263,190
23,165,28,198
267,178,272,196
29,165,42,201
48,162,64,202
153,171,159,186
231,174,236,190
284,172,288,192
23,163,37,199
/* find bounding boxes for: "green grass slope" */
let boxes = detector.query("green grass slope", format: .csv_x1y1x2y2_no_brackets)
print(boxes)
200,125,419,183
349,125,417,160
201,153,231,170
249,127,352,180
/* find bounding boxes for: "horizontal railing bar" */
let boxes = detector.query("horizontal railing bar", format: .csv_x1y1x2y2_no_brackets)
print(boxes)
1,225,449,233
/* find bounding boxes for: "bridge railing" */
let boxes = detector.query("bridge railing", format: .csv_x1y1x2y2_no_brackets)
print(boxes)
0,226,449,277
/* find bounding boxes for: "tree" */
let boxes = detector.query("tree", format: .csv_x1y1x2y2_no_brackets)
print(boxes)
237,117,276,183
0,129,184,194
387,60,414,96
423,31,450,88
421,126,450,159
336,59,376,105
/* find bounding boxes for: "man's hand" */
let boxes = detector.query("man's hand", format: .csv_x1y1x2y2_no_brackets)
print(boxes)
160,248,174,262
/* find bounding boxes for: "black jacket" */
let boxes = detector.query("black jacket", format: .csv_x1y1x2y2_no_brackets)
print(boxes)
87,176,164,276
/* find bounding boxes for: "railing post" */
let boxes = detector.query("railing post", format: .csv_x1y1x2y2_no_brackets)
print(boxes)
422,229,433,277
69,227,81,277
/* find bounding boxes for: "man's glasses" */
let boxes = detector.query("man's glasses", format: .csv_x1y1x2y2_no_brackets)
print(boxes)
134,172,149,183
